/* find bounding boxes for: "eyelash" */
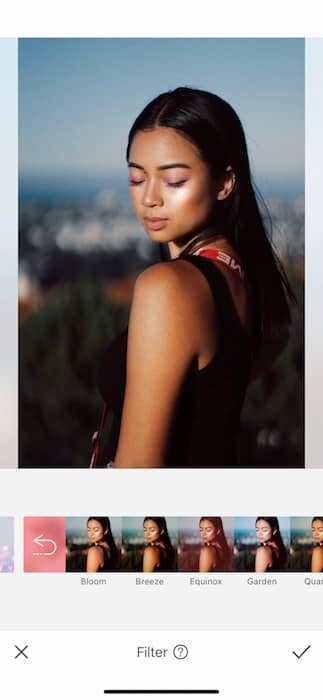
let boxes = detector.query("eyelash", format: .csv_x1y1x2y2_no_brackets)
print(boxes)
128,179,187,188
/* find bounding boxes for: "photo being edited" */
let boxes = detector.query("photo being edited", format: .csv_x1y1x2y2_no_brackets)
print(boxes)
178,517,234,572
18,39,304,468
66,517,121,572
234,517,290,572
290,516,323,572
121,517,178,572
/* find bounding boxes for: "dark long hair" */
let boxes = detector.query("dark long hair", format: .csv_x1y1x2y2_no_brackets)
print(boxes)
143,516,174,564
199,516,233,571
87,516,119,568
127,86,295,344
255,516,287,568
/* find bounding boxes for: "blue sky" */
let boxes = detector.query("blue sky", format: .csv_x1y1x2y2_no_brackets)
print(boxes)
291,517,317,530
19,38,304,189
66,517,122,535
235,517,290,532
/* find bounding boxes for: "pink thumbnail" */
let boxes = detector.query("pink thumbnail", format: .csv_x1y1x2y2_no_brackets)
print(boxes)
24,517,66,572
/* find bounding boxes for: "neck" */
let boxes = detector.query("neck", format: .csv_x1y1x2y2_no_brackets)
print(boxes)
168,227,230,260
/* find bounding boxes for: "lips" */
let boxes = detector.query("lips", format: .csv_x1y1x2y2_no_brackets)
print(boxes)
144,217,168,230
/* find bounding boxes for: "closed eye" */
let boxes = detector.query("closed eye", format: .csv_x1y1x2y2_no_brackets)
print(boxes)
129,178,144,186
166,180,188,187
129,178,188,187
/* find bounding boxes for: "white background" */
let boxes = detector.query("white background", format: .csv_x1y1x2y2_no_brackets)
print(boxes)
1,631,321,699
0,468,322,632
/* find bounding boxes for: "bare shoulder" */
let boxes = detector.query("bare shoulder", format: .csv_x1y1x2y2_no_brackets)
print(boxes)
127,260,218,370
199,546,216,572
87,547,102,565
135,260,204,298
143,546,160,571
255,546,271,571
133,261,215,328
135,260,192,294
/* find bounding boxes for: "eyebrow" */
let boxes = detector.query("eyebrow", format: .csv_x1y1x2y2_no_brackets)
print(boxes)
128,161,191,171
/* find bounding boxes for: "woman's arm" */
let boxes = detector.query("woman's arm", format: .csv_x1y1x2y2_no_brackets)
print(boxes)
143,546,160,573
199,546,216,573
113,262,203,468
311,547,323,573
86,546,103,573
255,546,272,572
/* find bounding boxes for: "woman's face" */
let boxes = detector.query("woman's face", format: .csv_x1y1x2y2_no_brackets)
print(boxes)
199,519,219,544
312,519,323,544
128,126,218,256
255,519,274,544
143,519,162,544
87,519,107,544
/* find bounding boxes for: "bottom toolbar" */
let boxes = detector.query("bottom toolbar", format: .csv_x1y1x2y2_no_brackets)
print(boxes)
0,631,320,700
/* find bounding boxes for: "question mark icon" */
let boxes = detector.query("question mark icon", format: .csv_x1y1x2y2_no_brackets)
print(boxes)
173,644,189,660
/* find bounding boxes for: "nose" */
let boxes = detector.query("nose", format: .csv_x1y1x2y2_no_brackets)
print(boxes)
142,179,163,207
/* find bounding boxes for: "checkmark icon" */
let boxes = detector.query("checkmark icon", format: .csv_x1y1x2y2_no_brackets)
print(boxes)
292,645,311,659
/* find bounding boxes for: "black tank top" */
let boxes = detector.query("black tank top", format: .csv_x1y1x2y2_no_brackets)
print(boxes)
146,541,174,572
261,543,286,572
88,543,111,572
97,255,252,467
203,542,231,572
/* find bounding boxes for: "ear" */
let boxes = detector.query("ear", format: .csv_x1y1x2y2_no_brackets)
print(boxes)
216,166,236,201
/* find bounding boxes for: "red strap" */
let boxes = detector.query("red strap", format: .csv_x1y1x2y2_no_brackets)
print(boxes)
89,402,108,468
198,248,245,280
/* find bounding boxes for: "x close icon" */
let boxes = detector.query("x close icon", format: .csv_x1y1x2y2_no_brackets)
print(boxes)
14,645,29,659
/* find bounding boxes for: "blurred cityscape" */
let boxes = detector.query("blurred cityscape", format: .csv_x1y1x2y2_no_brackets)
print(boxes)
19,175,304,467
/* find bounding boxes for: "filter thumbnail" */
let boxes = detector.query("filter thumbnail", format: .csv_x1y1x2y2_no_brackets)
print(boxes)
290,516,323,572
24,517,66,572
0,517,14,572
122,517,178,572
178,517,234,572
66,517,121,572
234,517,290,572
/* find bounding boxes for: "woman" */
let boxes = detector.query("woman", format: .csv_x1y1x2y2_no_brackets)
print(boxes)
199,517,232,572
311,517,323,573
96,87,294,468
255,517,287,572
86,517,119,572
142,517,175,573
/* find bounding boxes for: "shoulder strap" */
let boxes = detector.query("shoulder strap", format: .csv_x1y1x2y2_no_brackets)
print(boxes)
179,254,247,341
198,248,245,280
89,402,108,468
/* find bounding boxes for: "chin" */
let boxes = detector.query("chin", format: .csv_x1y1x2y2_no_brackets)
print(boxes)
144,229,172,245
142,223,187,246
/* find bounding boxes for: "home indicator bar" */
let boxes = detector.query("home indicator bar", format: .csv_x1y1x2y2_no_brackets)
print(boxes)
104,691,220,695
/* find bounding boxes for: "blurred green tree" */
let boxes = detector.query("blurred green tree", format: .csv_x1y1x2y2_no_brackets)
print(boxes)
20,282,128,467
239,270,304,466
